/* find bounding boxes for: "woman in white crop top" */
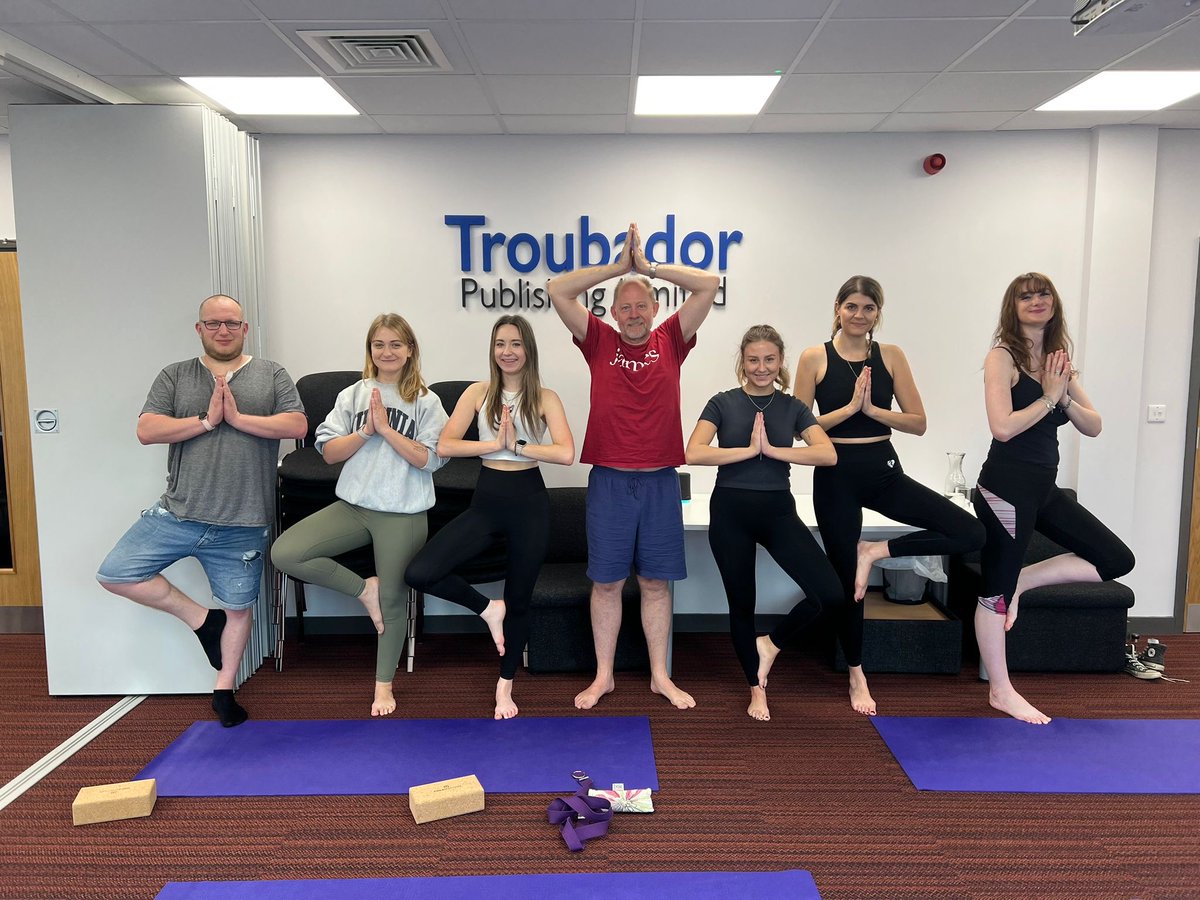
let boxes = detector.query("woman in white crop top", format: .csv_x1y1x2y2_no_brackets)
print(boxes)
405,314,574,719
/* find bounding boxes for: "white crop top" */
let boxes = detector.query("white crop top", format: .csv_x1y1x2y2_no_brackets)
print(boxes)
477,390,548,462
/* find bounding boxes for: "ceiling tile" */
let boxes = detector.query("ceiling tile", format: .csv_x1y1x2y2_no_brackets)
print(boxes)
1111,18,1200,70
488,75,628,114
334,74,493,114
637,21,817,75
0,0,73,24
237,114,383,133
629,115,754,133
795,19,1002,73
373,114,502,133
460,21,634,75
998,109,1143,129
643,0,829,18
94,22,317,75
502,114,627,133
450,0,635,19
97,75,212,103
769,73,934,113
876,110,1016,131
1,23,162,76
257,0,446,19
954,17,1153,72
752,112,885,132
834,0,1026,16
49,0,258,21
0,75,78,105
904,71,1086,112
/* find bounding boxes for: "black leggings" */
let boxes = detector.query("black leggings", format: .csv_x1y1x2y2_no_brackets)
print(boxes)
709,487,843,687
973,458,1134,612
404,466,549,679
812,441,985,668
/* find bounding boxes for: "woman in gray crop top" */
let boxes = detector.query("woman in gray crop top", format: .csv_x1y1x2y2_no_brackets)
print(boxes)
796,276,984,717
404,315,574,720
687,325,839,722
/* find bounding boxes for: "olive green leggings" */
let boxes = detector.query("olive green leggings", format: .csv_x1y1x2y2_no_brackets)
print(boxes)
271,500,427,682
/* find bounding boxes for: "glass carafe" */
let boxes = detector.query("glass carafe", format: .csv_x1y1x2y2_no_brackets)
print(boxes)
944,451,969,503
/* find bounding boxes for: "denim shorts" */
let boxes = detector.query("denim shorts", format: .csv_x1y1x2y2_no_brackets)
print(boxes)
96,503,269,610
585,466,686,583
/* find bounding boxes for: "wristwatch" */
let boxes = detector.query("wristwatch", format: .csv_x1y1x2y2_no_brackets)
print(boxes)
515,439,527,456
199,412,215,432
648,262,658,279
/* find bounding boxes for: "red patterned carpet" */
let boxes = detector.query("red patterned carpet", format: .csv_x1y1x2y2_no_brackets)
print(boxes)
2,631,1198,900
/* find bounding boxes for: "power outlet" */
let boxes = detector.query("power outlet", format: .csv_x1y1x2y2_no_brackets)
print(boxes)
1147,404,1166,423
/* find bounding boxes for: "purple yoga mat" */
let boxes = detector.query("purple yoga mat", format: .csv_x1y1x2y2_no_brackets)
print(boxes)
872,717,1200,793
156,871,821,899
137,716,657,796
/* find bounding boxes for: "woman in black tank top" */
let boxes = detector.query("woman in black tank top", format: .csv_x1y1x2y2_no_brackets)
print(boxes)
973,273,1133,725
796,276,984,716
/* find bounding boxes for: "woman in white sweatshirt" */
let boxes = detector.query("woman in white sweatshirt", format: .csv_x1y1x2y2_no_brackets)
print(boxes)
271,313,447,716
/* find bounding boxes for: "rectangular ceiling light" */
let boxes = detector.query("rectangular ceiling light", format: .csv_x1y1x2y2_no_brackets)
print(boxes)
181,77,358,115
635,75,780,116
1038,71,1200,111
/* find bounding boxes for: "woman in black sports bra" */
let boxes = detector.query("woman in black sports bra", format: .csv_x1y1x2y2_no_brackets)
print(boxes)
796,276,984,716
974,272,1133,725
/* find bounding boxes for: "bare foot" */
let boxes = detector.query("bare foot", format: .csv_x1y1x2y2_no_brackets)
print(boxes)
650,675,696,710
748,685,770,721
1004,596,1021,632
849,667,877,716
358,577,384,634
480,599,506,656
755,634,780,689
989,686,1051,724
371,681,396,717
575,676,615,710
494,677,518,720
854,540,888,601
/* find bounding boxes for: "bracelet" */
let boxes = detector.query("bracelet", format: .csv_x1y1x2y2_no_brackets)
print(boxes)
1039,395,1056,412
648,261,658,279
356,426,370,439
1060,395,1073,411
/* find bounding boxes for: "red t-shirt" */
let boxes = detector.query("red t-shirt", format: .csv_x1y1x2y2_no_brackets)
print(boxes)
574,311,696,468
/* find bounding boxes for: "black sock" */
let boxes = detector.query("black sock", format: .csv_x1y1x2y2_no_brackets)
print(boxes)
212,689,248,728
193,608,226,671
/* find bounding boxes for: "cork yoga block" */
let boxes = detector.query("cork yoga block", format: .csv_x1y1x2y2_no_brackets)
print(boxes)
72,779,157,826
408,774,485,824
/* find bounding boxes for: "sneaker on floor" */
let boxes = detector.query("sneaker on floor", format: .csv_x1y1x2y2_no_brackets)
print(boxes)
1124,652,1163,680
1137,639,1166,673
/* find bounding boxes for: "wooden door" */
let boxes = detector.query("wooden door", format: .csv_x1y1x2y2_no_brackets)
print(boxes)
0,246,42,606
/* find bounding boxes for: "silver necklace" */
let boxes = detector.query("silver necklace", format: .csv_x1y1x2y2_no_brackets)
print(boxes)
838,340,871,380
744,389,776,412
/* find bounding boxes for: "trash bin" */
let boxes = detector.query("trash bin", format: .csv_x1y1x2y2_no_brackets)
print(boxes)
875,556,946,605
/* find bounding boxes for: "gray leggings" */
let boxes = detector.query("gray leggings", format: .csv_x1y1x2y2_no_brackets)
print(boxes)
271,500,427,682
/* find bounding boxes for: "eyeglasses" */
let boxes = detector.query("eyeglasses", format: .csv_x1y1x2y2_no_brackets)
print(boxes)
200,320,245,331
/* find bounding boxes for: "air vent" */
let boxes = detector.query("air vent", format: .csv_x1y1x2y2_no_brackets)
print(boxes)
299,29,453,74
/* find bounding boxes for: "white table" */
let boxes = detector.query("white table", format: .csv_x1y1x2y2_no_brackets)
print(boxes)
682,492,914,536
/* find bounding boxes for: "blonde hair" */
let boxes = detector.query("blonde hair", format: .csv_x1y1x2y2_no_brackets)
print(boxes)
362,313,426,403
484,315,544,434
735,324,791,393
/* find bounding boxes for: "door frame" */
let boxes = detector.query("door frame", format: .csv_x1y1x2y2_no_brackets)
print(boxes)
1178,241,1200,632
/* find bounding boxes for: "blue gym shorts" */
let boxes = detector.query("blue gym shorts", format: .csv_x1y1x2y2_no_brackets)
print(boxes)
585,466,686,584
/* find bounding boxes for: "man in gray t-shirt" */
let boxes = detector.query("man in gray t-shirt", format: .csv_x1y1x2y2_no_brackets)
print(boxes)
97,295,306,727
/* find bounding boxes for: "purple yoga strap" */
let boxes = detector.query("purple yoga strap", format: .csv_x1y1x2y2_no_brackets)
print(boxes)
547,771,613,851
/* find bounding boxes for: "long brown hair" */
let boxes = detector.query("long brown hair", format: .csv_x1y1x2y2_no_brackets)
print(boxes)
484,315,544,434
993,272,1073,374
735,324,791,393
362,313,426,403
831,275,884,354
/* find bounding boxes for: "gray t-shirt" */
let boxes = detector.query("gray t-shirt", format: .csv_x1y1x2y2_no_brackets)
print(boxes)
698,388,819,491
141,357,305,527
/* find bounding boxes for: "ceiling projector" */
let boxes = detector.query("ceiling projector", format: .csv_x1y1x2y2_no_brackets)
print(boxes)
1072,0,1198,35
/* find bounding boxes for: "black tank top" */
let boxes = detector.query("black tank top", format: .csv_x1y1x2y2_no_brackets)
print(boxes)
813,340,893,439
985,348,1068,468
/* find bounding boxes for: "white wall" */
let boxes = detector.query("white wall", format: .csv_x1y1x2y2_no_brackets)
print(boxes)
0,137,14,239
259,129,1198,621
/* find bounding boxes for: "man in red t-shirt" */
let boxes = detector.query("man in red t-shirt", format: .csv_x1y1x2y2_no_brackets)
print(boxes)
548,223,720,710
